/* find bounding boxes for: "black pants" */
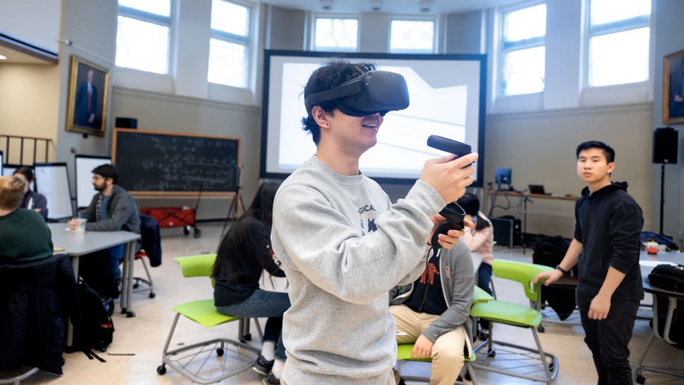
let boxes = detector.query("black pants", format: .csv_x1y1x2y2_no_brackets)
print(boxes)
576,287,639,385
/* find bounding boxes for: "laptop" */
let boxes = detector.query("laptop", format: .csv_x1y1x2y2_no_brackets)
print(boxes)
528,184,549,195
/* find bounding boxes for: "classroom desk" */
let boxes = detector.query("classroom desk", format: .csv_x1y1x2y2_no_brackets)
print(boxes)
484,190,578,250
49,224,140,344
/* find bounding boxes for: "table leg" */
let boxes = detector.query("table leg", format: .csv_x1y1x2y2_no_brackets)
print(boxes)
66,256,80,347
121,241,136,317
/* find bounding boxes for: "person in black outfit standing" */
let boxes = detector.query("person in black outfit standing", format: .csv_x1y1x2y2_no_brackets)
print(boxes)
212,182,289,385
535,140,643,385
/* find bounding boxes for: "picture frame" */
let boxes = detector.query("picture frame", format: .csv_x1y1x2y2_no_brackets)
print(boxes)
663,49,684,124
65,55,110,136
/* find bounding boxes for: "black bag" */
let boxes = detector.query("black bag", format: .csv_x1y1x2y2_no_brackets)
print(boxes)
70,278,115,360
533,236,576,320
648,264,684,348
648,264,684,292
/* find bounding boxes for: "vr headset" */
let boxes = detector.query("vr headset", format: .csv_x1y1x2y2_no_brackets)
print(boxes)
305,70,410,117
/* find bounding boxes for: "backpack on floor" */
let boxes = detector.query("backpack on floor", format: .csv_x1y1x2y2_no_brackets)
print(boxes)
70,278,115,361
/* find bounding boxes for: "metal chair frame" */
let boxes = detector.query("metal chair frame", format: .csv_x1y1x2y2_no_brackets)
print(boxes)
156,254,262,384
469,259,559,384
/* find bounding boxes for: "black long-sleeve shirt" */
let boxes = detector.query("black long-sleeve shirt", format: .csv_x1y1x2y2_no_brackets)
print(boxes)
213,218,285,306
574,182,644,301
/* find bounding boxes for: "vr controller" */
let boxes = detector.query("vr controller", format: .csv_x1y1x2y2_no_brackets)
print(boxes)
427,135,471,157
430,202,466,249
426,135,472,249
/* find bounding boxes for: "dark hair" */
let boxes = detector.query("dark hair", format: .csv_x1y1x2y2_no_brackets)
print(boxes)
13,167,35,183
301,60,376,144
212,182,281,279
456,192,490,232
92,164,119,184
576,140,615,163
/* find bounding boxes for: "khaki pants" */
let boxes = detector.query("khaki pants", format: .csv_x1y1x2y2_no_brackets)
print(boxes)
391,304,466,385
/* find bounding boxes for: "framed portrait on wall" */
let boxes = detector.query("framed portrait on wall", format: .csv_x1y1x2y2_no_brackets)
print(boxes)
664,49,684,124
65,55,110,136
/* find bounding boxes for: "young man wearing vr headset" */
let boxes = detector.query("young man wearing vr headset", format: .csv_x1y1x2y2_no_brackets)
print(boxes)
271,61,478,385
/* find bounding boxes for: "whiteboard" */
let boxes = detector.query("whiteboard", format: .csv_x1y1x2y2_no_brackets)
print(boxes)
76,155,111,208
34,163,73,220
3,165,19,177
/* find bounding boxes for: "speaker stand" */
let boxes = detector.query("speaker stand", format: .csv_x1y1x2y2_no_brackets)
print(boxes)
220,186,246,239
659,163,665,235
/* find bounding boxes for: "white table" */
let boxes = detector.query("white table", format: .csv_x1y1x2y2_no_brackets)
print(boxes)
49,223,140,344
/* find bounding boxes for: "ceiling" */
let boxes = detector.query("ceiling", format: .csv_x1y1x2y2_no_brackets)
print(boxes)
260,0,519,14
0,0,516,65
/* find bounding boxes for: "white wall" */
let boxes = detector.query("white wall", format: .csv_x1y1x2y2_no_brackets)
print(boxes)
0,0,61,53
652,0,684,244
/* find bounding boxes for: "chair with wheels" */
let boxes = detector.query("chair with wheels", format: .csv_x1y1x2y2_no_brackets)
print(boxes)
469,259,559,384
131,214,162,299
156,254,261,384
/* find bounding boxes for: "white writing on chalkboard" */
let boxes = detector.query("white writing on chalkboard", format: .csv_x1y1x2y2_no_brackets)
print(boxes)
114,130,240,193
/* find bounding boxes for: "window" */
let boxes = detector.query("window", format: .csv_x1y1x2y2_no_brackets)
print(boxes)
586,0,651,87
499,3,547,96
313,17,358,52
390,19,435,54
116,0,171,74
208,0,252,88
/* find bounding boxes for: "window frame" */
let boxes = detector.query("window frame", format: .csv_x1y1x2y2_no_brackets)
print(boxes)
582,0,652,90
207,0,254,89
496,0,547,98
116,1,174,75
310,14,360,52
388,16,438,54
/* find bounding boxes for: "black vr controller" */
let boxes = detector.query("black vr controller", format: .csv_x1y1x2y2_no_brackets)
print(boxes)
430,202,466,249
426,135,472,249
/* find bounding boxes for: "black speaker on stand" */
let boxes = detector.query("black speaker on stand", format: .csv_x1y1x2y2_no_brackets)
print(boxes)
653,127,678,235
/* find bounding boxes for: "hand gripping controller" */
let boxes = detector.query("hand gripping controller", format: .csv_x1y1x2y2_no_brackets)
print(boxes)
430,202,466,249
426,135,471,249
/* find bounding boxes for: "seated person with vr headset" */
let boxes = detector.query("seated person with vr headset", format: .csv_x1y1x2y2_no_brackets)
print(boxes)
270,60,478,385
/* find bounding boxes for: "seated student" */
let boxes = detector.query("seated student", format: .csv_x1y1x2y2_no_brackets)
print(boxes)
68,164,140,297
457,192,494,338
389,241,474,385
0,176,53,263
212,182,289,385
12,167,49,220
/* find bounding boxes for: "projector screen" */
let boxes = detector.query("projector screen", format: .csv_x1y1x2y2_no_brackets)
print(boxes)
260,50,486,186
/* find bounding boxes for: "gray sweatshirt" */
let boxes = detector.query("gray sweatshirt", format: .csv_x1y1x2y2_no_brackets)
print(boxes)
271,156,446,384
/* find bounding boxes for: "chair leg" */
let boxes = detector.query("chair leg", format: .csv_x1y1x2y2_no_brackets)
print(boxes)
140,257,155,298
133,257,155,298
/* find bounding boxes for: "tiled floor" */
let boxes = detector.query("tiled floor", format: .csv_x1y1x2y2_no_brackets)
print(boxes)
10,223,684,384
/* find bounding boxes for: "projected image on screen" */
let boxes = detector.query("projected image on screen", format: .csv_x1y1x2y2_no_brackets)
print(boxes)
262,51,486,185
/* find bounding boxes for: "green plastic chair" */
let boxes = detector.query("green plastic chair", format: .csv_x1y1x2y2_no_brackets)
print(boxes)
394,288,483,384
468,259,558,384
156,254,261,384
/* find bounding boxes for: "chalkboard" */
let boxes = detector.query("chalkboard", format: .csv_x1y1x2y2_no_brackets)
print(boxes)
113,129,240,193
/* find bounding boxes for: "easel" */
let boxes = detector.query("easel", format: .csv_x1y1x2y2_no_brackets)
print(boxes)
220,164,246,238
